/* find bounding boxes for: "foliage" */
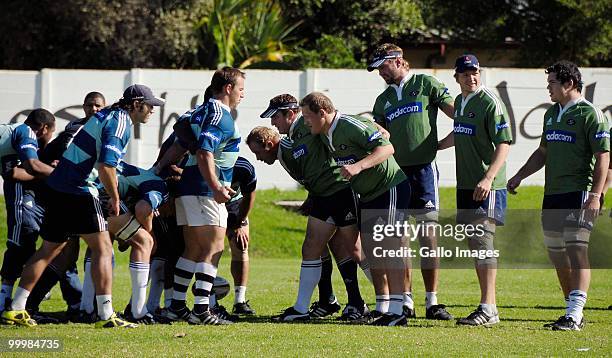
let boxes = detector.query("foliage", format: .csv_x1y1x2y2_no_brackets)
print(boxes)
419,0,611,67
286,34,363,69
195,0,303,69
0,0,210,69
0,0,608,70
281,0,424,63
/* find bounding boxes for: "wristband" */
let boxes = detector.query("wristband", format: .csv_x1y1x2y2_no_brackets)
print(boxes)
588,192,600,198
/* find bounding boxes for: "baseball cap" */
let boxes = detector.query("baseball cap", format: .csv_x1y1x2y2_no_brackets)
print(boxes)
260,98,299,118
122,84,165,106
367,50,403,72
454,55,480,73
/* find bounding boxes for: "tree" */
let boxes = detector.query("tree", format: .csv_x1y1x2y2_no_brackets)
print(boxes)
195,0,302,69
419,0,611,67
0,0,210,69
281,0,423,63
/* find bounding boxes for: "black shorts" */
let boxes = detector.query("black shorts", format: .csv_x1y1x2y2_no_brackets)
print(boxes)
358,179,411,229
152,214,184,259
226,199,248,230
310,187,358,227
41,188,107,243
542,191,592,232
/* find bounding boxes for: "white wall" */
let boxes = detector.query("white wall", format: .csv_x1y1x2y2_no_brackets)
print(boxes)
1,67,610,190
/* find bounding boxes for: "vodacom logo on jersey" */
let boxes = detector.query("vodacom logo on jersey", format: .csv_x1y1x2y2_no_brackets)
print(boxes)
385,102,423,122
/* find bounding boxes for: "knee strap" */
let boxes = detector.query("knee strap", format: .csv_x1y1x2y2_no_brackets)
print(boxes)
116,215,142,242
543,231,565,252
468,231,497,266
563,227,590,248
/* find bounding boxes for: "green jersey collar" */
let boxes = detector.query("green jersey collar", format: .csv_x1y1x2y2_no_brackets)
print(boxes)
556,97,584,123
288,115,301,139
389,73,414,101
459,86,484,115
326,111,342,151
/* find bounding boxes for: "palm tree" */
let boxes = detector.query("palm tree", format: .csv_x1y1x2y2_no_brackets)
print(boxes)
195,0,301,68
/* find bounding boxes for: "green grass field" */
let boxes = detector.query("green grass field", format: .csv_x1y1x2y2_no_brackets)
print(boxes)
0,187,611,356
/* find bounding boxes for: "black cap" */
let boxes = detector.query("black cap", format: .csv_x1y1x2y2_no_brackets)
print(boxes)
260,100,299,118
122,84,165,106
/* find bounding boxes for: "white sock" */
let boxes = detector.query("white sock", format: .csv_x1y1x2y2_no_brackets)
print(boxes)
565,296,570,309
164,288,173,308
480,303,497,316
129,261,149,318
388,294,404,315
403,292,414,309
375,294,389,313
80,260,95,313
234,286,247,304
11,287,30,311
566,290,587,322
425,291,438,309
294,259,322,313
0,283,15,311
146,258,165,313
96,294,113,320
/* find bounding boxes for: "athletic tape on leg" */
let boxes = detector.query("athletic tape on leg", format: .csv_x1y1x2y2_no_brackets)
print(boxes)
563,227,590,248
468,232,497,266
116,215,142,242
543,230,565,252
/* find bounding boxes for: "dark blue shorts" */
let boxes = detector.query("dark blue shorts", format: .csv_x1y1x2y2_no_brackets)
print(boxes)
41,187,108,243
401,163,439,210
359,179,411,229
4,181,44,247
310,187,358,227
226,198,248,230
542,191,591,232
456,188,507,225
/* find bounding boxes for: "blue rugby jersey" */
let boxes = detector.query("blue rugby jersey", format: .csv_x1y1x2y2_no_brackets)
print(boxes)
116,162,168,210
176,98,240,197
46,107,131,196
0,123,40,178
228,156,256,203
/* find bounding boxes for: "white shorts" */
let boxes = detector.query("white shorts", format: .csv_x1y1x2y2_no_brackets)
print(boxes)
175,196,228,228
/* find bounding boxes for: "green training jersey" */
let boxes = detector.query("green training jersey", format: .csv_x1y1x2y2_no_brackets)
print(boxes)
319,112,406,202
277,116,348,196
453,86,513,190
539,98,610,195
372,73,453,166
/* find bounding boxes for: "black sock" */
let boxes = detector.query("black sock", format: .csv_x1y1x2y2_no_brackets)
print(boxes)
318,255,334,303
337,258,363,307
27,267,61,311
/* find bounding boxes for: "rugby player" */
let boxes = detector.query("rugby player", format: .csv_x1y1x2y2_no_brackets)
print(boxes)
26,92,107,322
0,109,56,317
439,55,512,326
368,43,454,320
248,94,369,322
156,67,243,325
225,156,257,315
300,92,410,326
1,85,163,328
507,60,609,331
